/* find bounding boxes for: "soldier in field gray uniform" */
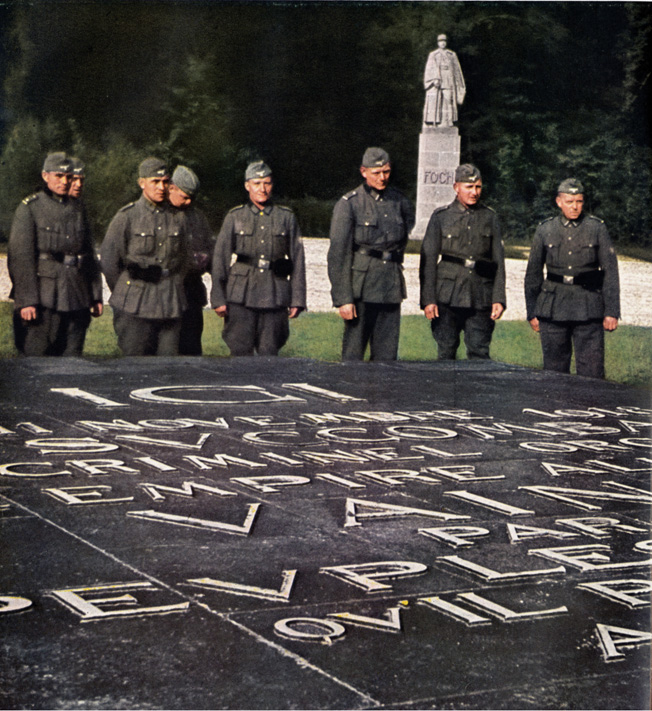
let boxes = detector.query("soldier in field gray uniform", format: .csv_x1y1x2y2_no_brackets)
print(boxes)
100,157,189,356
168,165,215,356
8,151,103,356
327,147,414,361
211,161,306,356
419,163,506,360
524,178,620,379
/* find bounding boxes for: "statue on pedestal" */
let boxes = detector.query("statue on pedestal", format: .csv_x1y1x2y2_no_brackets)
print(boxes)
423,34,466,128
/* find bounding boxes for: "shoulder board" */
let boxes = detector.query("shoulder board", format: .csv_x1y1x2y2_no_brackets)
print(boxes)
119,202,136,212
587,214,604,224
433,205,449,214
276,204,294,213
483,204,496,213
228,204,245,214
342,189,358,201
22,193,39,205
538,216,555,226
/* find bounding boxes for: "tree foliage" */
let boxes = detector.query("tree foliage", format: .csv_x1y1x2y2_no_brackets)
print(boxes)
0,1,649,246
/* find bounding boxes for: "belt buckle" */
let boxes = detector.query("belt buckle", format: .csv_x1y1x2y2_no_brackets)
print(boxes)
464,258,476,269
257,258,270,270
382,251,392,261
563,275,574,285
63,255,78,267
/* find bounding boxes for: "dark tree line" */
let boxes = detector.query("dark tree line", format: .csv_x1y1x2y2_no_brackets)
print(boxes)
0,1,649,246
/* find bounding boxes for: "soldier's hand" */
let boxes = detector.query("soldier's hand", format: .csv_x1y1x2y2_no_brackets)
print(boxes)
20,306,37,321
529,318,540,333
603,316,618,332
424,304,438,320
491,303,505,321
338,304,357,320
91,302,103,318
288,307,303,319
215,305,227,318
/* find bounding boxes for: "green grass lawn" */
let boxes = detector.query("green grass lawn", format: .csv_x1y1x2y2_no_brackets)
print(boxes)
1,302,650,389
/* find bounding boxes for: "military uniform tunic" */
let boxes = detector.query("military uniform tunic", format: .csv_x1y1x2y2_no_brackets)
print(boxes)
327,183,414,360
211,201,306,356
101,195,188,355
8,189,102,355
177,205,214,355
524,212,620,378
419,199,506,359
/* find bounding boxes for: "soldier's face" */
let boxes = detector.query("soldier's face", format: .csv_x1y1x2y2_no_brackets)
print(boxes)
245,177,273,208
361,163,391,191
139,176,169,204
168,183,192,209
556,193,584,221
438,39,447,49
69,176,84,198
42,171,71,196
454,180,482,208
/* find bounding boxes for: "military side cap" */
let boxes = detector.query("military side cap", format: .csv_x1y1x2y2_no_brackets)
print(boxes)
43,152,72,173
245,161,272,180
139,157,169,178
557,178,584,194
437,34,447,41
455,163,482,182
70,157,85,176
172,165,200,197
362,147,390,168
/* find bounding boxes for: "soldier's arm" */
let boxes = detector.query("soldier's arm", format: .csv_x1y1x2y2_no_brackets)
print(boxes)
524,228,546,324
490,212,506,308
288,213,306,313
596,221,620,321
327,197,355,308
100,211,129,291
8,201,39,311
210,212,236,311
419,210,442,313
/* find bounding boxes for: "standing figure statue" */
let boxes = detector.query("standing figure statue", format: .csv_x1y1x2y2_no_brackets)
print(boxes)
423,34,466,128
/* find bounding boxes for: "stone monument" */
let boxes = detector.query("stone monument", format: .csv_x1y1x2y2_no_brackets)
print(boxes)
412,34,465,239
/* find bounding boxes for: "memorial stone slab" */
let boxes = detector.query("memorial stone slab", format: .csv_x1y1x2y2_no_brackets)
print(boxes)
0,356,650,709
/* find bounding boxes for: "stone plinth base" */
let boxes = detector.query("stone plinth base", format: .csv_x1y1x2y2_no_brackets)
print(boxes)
412,126,460,239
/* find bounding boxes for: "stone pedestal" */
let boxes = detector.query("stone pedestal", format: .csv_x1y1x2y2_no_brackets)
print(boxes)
411,126,460,240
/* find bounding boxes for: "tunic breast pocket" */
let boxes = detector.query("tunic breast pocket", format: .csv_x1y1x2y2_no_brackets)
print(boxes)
579,240,598,265
477,233,492,256
355,215,378,244
37,225,66,253
131,232,155,256
272,230,290,258
235,229,254,255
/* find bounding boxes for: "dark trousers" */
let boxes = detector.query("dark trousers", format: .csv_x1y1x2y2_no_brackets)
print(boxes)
539,318,605,378
113,309,182,356
179,304,204,356
15,307,90,357
432,304,495,360
342,301,401,361
222,303,289,356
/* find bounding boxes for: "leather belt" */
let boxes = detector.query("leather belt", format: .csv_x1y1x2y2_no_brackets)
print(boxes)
39,252,83,267
440,253,497,278
546,269,603,290
353,244,403,263
236,254,293,277
126,263,171,283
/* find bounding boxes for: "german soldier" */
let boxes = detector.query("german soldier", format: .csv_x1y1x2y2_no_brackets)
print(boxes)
210,161,306,356
524,178,620,378
419,163,506,359
100,157,188,356
8,152,102,356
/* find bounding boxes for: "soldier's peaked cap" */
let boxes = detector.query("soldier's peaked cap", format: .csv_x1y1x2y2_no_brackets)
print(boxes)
557,178,584,195
43,152,72,173
139,157,169,179
455,164,482,183
437,34,447,40
361,147,390,168
172,165,200,197
245,161,272,180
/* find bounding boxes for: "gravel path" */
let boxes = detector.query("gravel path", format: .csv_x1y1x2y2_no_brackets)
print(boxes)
1,239,650,326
